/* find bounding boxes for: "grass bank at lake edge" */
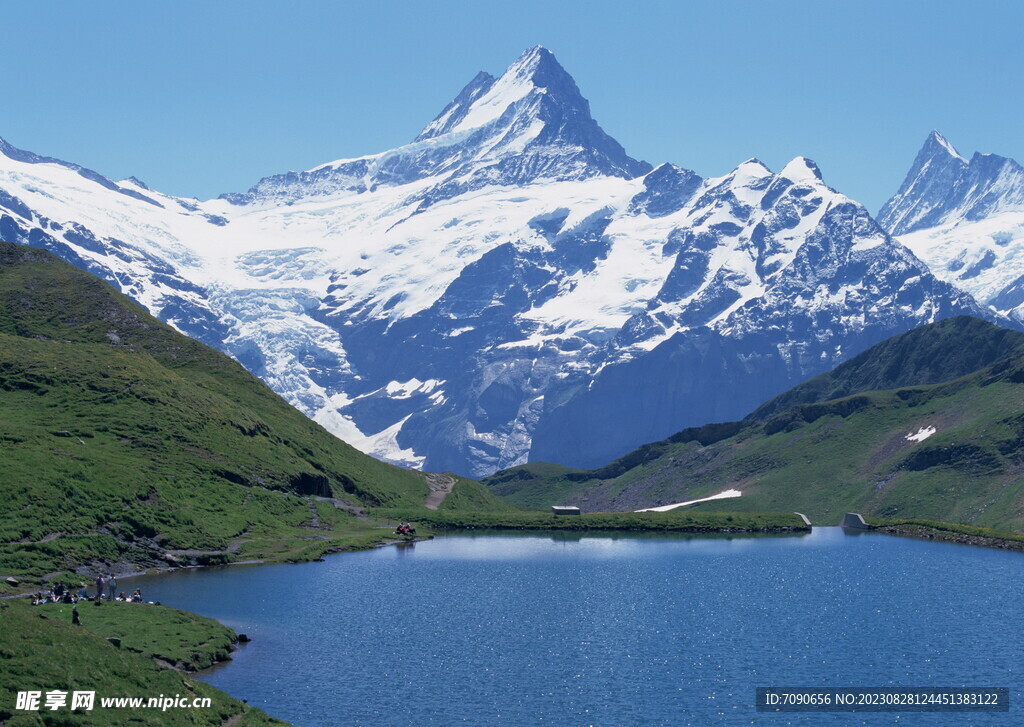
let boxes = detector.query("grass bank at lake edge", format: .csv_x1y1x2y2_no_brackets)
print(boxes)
1,522,414,596
866,517,1024,552
372,508,810,532
25,600,237,671
0,599,285,725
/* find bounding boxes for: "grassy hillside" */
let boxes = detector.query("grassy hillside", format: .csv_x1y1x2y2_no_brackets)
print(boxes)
0,241,505,587
0,600,283,725
486,322,1024,531
437,477,520,512
748,316,1024,420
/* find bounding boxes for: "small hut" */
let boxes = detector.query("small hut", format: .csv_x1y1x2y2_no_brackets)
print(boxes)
551,505,581,516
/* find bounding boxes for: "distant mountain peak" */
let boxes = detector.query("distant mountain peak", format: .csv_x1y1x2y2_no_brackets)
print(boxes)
408,45,651,186
516,44,552,66
229,47,649,205
415,45,591,143
724,158,773,185
507,44,559,76
880,131,1024,235
925,129,966,163
738,157,770,170
506,45,579,95
780,156,824,184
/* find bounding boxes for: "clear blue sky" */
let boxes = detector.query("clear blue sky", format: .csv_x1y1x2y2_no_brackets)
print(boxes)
2,1,1020,212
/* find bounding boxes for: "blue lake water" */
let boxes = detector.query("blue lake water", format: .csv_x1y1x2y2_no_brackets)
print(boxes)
132,528,1022,726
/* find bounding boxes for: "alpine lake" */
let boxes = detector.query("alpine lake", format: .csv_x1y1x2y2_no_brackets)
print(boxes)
131,527,1022,726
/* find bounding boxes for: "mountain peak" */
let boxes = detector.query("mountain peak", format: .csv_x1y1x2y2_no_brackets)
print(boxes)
231,47,649,204
519,44,550,60
728,158,773,182
878,131,971,234
780,156,824,184
509,44,554,71
505,45,573,88
923,130,966,163
403,46,650,185
415,46,580,142
880,132,1024,235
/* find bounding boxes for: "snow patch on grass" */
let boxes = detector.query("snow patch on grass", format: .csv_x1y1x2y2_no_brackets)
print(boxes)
905,425,937,443
635,488,742,513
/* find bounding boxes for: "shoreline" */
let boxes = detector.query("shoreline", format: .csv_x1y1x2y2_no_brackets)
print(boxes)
2,511,815,598
119,534,434,584
869,522,1024,553
10,514,1021,602
371,508,813,534
0,598,285,725
2,531,430,600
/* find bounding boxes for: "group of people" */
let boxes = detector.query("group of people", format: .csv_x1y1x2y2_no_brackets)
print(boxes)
29,576,146,605
394,522,417,536
29,582,81,605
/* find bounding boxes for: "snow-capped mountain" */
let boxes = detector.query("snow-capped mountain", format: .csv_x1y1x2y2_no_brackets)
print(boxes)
0,48,1006,476
880,131,1024,322
221,46,649,207
529,160,989,466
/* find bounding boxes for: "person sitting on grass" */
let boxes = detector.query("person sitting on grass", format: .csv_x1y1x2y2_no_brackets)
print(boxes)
117,591,127,601
131,588,143,602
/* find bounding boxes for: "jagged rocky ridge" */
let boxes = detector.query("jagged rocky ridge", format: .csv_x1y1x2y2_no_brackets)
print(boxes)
0,48,1011,476
881,131,1024,323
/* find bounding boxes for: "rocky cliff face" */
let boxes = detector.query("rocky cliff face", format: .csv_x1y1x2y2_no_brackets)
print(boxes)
0,50,1008,476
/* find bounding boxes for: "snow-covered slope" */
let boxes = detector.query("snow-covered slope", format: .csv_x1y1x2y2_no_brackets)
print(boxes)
0,137,228,344
0,49,1007,476
880,132,1024,322
529,159,988,466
